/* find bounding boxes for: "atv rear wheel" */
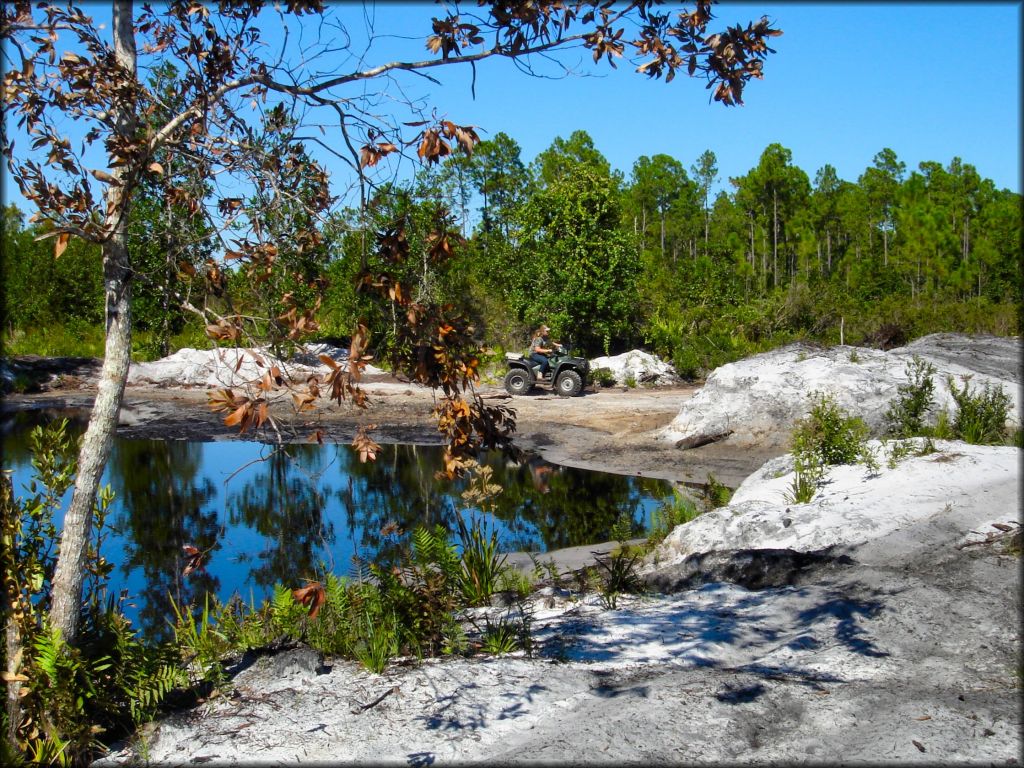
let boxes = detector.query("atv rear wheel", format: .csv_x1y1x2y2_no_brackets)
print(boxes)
554,369,583,397
504,368,533,396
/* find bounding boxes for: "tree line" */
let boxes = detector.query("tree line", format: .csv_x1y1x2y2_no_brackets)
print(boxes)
5,131,1020,375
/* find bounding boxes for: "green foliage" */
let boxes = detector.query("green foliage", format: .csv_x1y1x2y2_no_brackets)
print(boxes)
792,392,871,467
884,355,937,437
2,423,185,766
3,322,107,359
784,454,824,504
596,512,645,610
647,490,701,545
947,375,1012,444
787,393,870,503
1,207,104,335
590,367,617,387
884,436,938,469
478,614,521,655
704,474,733,508
455,514,507,607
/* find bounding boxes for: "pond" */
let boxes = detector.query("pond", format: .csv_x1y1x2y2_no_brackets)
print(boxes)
2,409,675,639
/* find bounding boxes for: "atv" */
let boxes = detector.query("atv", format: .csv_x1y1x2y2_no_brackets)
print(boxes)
503,343,589,397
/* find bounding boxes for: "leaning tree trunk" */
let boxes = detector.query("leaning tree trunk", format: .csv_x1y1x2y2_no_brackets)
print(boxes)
48,0,136,645
48,236,133,644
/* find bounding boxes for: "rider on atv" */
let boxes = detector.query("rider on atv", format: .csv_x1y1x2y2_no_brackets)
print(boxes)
529,324,561,378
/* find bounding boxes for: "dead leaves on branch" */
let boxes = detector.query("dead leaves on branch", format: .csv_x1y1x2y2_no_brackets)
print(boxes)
319,324,373,409
420,0,781,107
292,581,326,619
205,316,243,342
352,426,381,463
416,122,480,165
360,119,479,172
435,396,517,480
207,388,271,434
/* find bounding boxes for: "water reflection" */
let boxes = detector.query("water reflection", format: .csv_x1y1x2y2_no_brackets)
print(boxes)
2,409,672,637
109,439,220,637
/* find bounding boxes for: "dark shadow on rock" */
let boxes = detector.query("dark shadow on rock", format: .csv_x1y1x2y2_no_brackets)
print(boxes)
715,682,767,704
797,593,889,658
406,752,436,766
644,547,855,592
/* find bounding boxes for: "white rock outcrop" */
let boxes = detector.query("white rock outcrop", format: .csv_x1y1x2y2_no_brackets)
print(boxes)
127,344,384,389
658,333,1020,448
589,349,678,387
649,439,1020,566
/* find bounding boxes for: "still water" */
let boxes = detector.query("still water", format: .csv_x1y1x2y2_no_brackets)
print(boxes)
2,409,673,638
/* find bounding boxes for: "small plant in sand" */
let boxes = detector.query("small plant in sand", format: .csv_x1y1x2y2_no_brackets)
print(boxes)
596,513,645,610
591,367,617,388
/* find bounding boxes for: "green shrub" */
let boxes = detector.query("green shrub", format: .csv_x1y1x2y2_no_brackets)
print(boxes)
785,454,823,504
884,355,937,437
3,422,185,766
792,392,870,467
947,375,1012,445
787,393,871,503
590,367,617,388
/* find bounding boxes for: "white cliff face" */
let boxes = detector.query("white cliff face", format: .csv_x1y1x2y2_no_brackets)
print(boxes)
657,334,1020,448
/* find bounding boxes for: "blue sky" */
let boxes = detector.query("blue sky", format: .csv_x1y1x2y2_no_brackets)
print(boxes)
354,1,1022,197
3,2,1021,218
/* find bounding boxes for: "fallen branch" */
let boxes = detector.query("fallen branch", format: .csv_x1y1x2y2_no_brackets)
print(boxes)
675,430,734,450
350,685,399,714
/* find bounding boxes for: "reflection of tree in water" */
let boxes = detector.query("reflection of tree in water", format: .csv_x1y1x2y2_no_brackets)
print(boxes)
109,439,220,640
485,455,672,551
225,444,336,589
331,445,673,558
332,443,456,571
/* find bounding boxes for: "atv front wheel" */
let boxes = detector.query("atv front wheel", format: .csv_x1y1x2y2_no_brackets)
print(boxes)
554,369,583,397
504,368,533,396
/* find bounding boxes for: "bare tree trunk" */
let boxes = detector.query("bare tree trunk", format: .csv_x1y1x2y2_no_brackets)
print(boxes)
5,616,21,748
772,188,778,289
49,238,133,644
3,476,24,746
659,209,665,260
49,0,136,645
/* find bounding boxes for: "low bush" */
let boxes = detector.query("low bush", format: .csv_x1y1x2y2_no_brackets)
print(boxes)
884,355,937,437
947,375,1012,445
792,392,871,467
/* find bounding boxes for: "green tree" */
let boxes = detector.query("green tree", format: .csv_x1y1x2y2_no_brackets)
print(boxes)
1,207,104,337
468,132,532,240
532,130,620,188
859,147,906,267
125,62,215,358
514,166,639,353
691,149,719,256
744,143,810,288
625,153,698,261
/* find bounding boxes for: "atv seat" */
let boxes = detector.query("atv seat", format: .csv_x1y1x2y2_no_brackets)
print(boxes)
506,352,548,378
